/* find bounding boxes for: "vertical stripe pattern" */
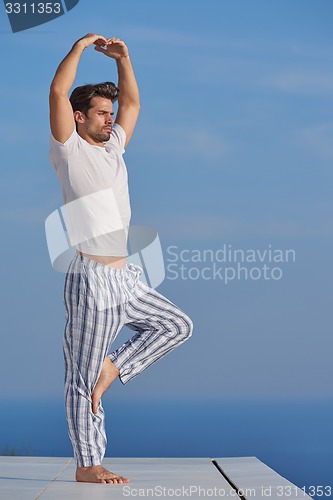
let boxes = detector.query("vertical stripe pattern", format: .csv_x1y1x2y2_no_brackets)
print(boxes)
63,253,193,467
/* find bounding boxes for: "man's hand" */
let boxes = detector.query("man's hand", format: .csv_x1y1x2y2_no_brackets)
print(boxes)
75,33,108,51
94,37,129,59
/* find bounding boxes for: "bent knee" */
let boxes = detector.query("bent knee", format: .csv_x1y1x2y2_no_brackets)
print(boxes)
177,312,193,341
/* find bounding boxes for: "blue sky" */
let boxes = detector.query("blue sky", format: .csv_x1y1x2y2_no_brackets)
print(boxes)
0,0,332,403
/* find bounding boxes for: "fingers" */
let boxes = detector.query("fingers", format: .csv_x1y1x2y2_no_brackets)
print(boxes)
92,35,108,47
79,33,127,56
94,45,107,54
106,37,126,46
78,33,108,49
81,34,126,46
94,39,107,47
84,33,107,42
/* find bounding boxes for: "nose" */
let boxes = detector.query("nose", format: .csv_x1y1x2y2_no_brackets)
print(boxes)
106,114,114,124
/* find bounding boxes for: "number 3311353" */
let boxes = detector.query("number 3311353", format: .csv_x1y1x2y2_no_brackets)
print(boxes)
5,3,61,14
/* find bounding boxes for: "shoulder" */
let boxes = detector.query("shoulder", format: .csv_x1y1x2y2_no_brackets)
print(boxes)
50,128,81,158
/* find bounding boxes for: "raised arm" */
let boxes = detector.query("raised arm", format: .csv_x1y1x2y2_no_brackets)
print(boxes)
49,33,107,144
94,38,140,147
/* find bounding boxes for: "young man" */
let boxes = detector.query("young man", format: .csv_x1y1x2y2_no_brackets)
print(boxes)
49,34,193,484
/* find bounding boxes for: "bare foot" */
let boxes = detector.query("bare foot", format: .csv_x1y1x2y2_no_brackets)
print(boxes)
76,465,130,484
91,357,119,414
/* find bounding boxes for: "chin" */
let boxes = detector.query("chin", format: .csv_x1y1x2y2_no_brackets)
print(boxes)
102,132,111,142
95,133,109,143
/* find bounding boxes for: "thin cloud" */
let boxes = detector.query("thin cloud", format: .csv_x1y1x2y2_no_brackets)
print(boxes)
187,54,333,96
294,122,333,159
134,122,229,162
121,25,333,61
0,206,50,224
138,209,333,241
263,69,333,95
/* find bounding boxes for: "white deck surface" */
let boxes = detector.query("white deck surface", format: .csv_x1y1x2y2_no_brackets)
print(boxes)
215,457,310,500
0,456,311,500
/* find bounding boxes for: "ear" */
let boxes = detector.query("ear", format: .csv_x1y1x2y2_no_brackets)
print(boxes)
74,110,85,124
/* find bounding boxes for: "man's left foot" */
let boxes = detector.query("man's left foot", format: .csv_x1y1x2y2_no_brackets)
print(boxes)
92,357,119,414
76,464,129,483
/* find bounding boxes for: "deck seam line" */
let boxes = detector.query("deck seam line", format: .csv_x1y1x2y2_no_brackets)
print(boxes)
211,459,247,500
35,458,73,499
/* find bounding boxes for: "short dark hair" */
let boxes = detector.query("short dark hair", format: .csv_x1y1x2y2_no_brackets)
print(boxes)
69,81,119,115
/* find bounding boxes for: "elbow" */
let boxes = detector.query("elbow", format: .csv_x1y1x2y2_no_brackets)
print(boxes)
132,101,141,118
118,95,140,112
133,101,141,115
118,102,140,119
49,81,68,100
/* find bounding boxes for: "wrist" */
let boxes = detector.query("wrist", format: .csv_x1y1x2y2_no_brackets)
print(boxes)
72,39,88,53
116,54,130,63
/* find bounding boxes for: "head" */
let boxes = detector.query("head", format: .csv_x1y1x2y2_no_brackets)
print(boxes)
69,82,119,144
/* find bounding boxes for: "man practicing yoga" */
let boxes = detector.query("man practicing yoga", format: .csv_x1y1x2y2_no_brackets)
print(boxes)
49,33,193,484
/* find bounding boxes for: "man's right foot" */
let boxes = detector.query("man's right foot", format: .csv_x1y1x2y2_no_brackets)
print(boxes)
76,465,130,484
91,357,120,414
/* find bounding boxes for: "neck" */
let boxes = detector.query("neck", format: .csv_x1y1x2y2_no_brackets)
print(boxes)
78,131,105,147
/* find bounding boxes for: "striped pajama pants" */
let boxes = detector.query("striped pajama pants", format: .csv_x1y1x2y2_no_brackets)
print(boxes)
63,253,193,468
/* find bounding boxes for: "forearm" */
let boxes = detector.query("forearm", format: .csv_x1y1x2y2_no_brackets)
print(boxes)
116,55,140,108
50,41,85,96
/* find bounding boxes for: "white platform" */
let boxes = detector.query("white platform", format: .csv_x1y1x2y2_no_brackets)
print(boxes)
0,456,311,500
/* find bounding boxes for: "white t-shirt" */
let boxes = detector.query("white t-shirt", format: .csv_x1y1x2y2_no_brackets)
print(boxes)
49,123,131,256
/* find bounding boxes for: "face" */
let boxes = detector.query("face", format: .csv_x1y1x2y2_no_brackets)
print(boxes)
76,96,115,144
